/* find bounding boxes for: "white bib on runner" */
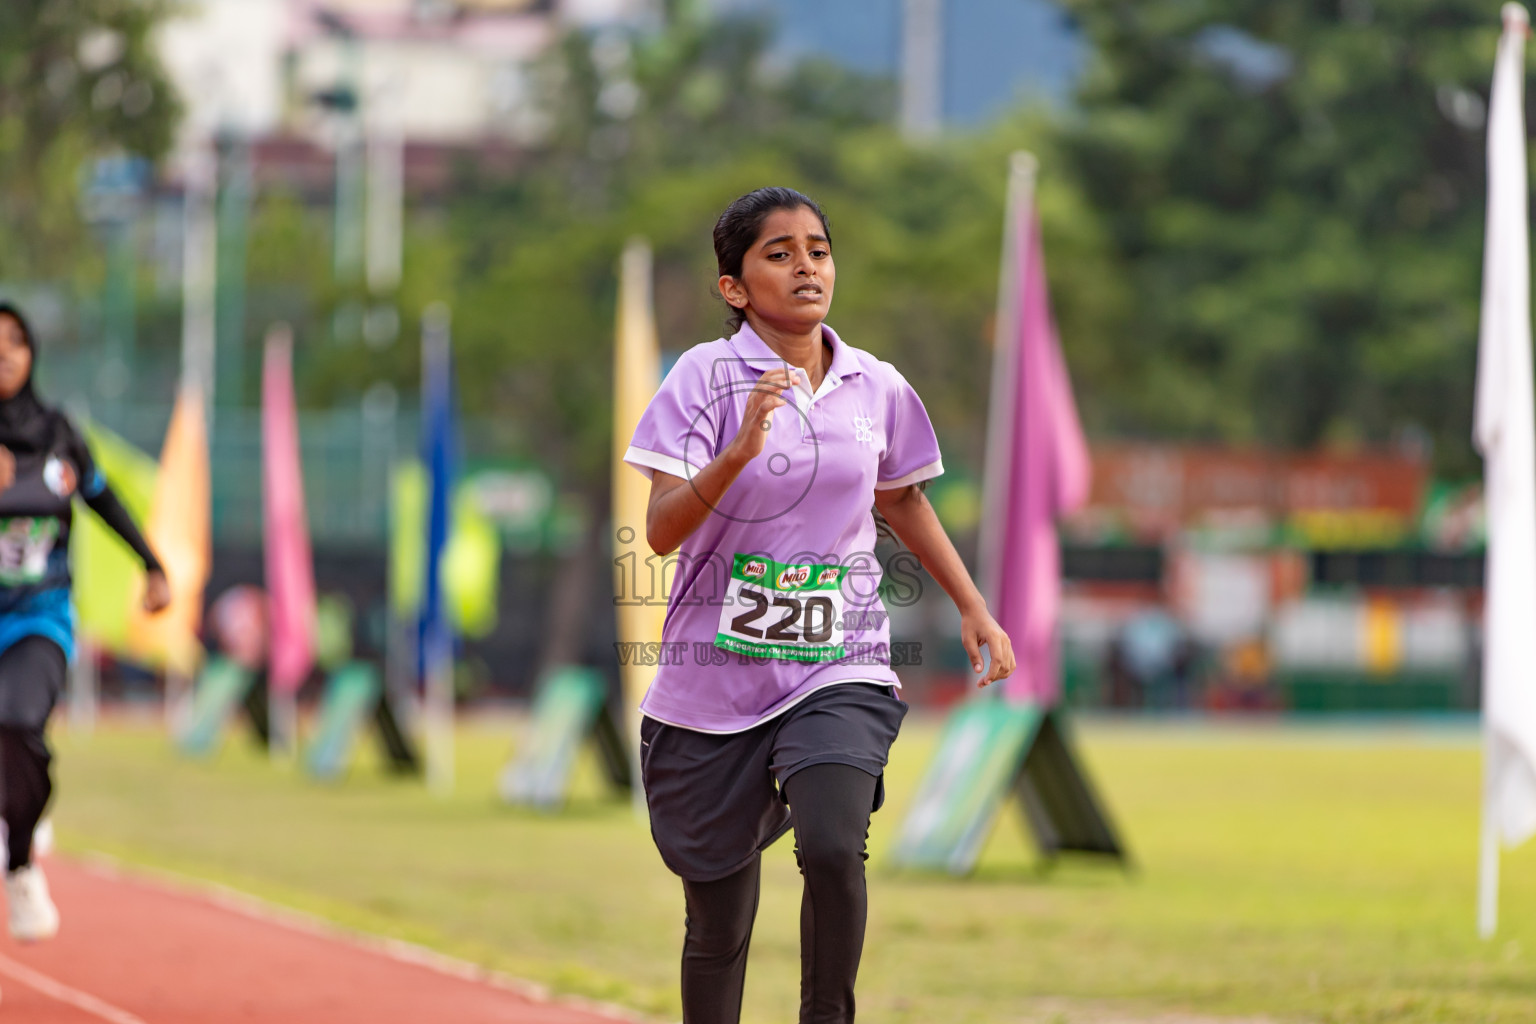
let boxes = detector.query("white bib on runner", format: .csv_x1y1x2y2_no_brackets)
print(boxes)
715,554,848,662
0,518,58,585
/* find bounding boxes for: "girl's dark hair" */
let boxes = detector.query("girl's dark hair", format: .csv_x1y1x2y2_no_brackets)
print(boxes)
712,187,831,332
0,300,60,453
0,303,37,353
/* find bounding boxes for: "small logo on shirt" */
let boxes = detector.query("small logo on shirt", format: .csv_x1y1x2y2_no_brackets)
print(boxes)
852,416,875,445
43,457,76,498
776,565,811,589
742,560,768,579
817,568,841,586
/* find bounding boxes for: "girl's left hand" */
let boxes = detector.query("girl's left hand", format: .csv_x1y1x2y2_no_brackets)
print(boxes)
960,608,1015,687
142,569,171,615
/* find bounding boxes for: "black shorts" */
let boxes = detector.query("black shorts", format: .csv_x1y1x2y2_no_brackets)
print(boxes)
640,681,908,882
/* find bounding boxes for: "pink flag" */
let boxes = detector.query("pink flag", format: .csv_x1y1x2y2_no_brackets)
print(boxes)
262,325,318,696
981,164,1091,705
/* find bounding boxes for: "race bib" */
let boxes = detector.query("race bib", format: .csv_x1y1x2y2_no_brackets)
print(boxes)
0,518,57,585
715,553,848,662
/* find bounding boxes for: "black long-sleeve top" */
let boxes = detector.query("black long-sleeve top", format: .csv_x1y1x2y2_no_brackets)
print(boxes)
0,413,161,612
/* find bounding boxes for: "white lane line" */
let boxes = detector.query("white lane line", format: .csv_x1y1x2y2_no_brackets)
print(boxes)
0,950,149,1024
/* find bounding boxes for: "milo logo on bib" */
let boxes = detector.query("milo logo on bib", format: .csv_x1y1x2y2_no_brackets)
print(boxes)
776,565,811,589
716,553,850,662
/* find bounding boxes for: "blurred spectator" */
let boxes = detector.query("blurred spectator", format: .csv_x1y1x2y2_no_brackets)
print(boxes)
207,585,268,671
1104,609,1198,710
1104,636,1136,708
1204,638,1277,712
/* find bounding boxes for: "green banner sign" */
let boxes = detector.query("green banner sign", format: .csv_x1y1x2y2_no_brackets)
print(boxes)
177,657,257,758
889,700,1127,874
499,667,609,810
306,663,383,780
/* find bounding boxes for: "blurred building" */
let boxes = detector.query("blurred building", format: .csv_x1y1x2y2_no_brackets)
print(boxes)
1053,445,1485,715
157,0,1083,154
157,0,658,151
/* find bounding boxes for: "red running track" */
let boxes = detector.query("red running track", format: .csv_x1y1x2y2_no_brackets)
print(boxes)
0,857,638,1024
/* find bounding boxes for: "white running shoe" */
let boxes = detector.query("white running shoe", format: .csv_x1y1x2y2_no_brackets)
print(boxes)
6,865,59,942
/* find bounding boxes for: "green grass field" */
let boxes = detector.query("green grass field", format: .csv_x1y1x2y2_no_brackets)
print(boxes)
46,713,1536,1023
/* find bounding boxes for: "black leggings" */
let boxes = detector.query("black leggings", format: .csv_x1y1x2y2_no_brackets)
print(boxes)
0,638,62,872
680,763,879,1024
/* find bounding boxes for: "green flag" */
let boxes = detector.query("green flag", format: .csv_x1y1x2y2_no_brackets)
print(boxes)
73,423,158,655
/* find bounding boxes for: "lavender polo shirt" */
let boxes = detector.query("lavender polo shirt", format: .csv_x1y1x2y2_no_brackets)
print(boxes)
623,322,944,733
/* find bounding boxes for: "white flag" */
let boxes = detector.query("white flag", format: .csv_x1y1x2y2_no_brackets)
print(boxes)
1477,4,1536,936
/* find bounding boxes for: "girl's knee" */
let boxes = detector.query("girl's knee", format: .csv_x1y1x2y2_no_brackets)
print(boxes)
681,863,760,953
794,826,868,882
685,908,753,954
0,725,50,765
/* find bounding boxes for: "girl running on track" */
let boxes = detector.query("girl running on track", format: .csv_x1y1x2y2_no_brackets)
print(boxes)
625,187,1015,1023
0,303,169,941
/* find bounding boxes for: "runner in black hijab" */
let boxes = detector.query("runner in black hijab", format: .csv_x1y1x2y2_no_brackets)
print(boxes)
0,303,168,941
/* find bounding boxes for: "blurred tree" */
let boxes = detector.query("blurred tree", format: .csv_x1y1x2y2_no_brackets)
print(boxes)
1058,0,1504,473
432,8,1123,495
415,7,1129,666
439,10,898,484
0,0,181,280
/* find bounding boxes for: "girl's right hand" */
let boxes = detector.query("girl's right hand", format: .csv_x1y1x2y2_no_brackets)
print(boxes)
727,367,799,463
142,569,172,615
0,447,14,494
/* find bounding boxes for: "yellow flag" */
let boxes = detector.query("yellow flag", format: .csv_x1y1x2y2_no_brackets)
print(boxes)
128,384,211,674
389,461,500,638
613,238,666,718
445,485,500,639
1362,598,1402,677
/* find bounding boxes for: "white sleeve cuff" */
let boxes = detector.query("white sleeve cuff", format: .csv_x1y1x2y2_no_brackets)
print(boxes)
875,458,944,490
623,446,705,482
